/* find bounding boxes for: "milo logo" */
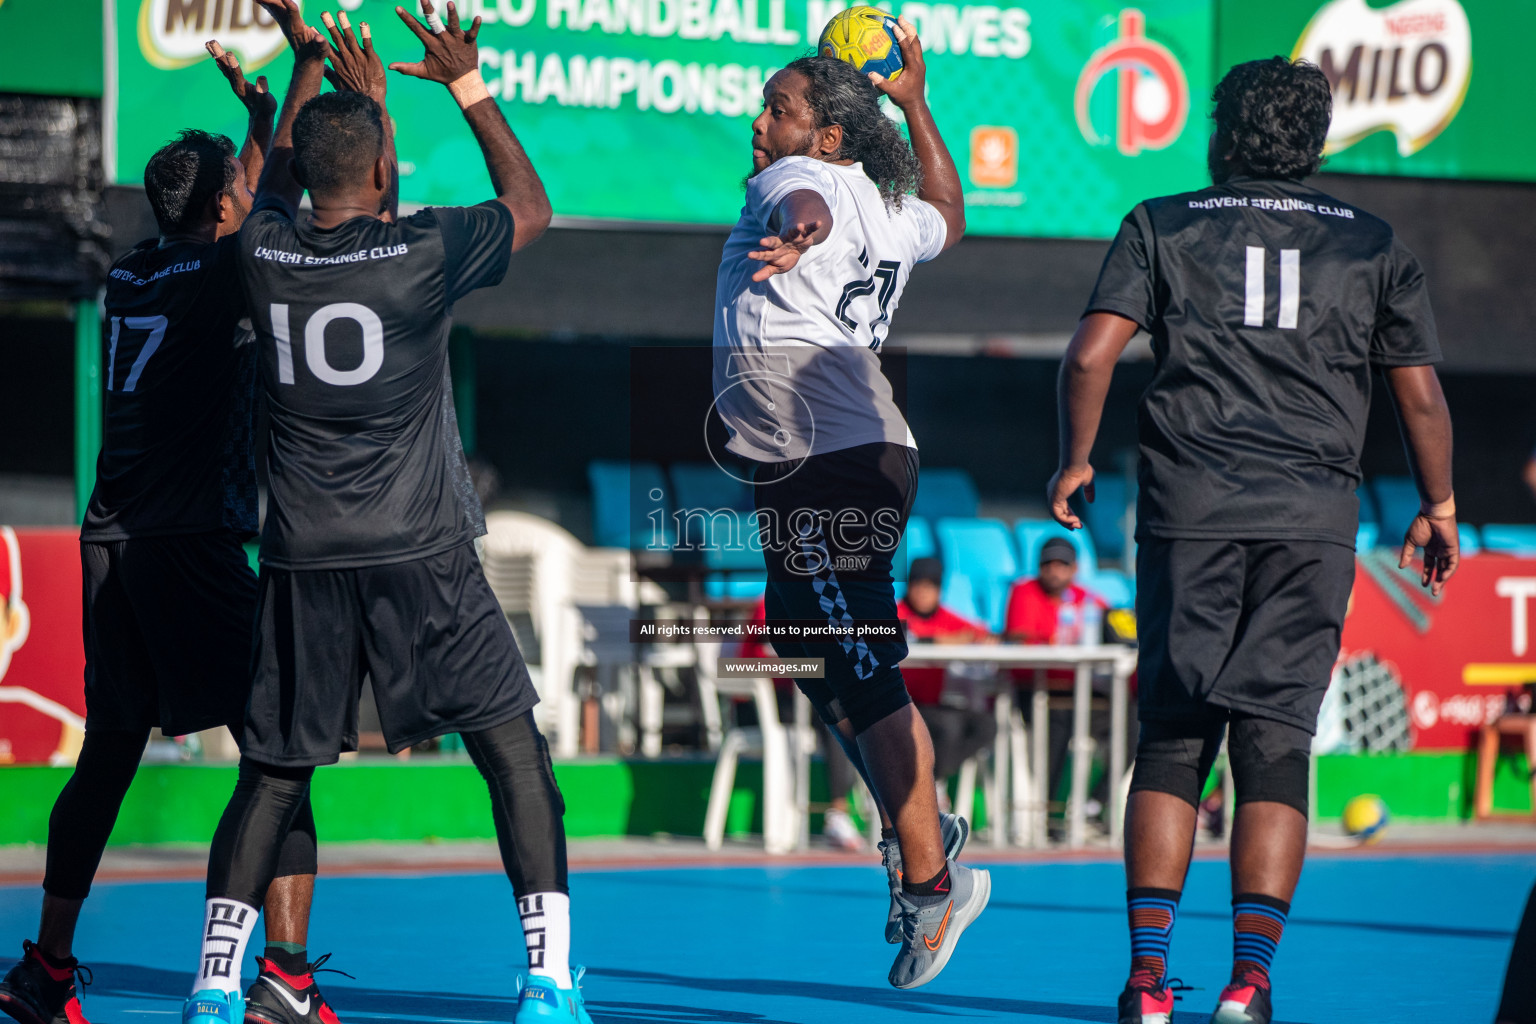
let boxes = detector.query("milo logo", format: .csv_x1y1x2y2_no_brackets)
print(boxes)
137,0,292,70
1293,0,1471,157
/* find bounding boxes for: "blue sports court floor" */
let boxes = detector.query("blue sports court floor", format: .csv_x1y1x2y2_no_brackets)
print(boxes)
2,851,1529,1023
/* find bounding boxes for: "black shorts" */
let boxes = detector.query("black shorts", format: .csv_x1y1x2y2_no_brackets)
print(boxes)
82,532,256,736
1135,537,1355,733
753,442,917,732
245,543,538,766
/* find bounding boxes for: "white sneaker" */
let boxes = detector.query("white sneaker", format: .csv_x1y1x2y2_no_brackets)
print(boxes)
823,807,865,851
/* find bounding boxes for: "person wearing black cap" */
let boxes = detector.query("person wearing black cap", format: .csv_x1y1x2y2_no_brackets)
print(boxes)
1003,538,1105,646
896,558,996,810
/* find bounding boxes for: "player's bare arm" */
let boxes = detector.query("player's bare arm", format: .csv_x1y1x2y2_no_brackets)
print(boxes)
869,16,964,250
321,10,399,220
204,41,275,191
748,190,830,282
1386,363,1458,595
250,0,331,217
1048,311,1140,529
391,0,552,252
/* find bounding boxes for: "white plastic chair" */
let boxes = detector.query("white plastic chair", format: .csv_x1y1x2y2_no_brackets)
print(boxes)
701,651,803,854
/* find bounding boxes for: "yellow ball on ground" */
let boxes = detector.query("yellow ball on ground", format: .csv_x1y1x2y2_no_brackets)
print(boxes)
1341,794,1390,844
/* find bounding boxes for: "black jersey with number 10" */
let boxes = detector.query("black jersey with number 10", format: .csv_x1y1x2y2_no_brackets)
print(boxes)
1086,176,1442,547
237,201,514,569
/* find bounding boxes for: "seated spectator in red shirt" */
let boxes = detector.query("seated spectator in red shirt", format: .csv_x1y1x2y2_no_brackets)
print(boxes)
1003,537,1106,646
897,558,997,813
1003,537,1120,827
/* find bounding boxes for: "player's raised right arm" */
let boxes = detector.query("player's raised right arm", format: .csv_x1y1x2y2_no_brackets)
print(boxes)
251,0,330,217
391,0,552,252
870,16,965,250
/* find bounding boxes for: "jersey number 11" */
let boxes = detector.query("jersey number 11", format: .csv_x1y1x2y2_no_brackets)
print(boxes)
1243,246,1301,330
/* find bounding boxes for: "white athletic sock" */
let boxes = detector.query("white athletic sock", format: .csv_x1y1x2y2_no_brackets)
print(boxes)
518,892,572,989
192,898,259,996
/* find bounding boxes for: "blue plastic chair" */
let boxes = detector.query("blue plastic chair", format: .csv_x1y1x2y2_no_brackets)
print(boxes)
893,516,936,603
1356,486,1380,527
1082,475,1133,560
1370,477,1421,534
935,518,1018,634
704,575,767,600
1481,524,1536,556
1355,522,1381,551
588,460,672,549
1014,519,1099,582
1459,523,1482,556
936,571,984,627
1087,569,1135,609
912,468,980,522
670,462,753,513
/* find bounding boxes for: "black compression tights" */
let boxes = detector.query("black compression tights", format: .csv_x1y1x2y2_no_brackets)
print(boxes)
208,712,567,907
44,728,317,902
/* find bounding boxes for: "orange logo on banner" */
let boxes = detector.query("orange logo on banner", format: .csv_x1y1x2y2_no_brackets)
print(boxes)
969,126,1018,188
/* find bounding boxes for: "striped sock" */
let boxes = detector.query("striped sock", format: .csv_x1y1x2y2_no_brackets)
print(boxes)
1231,893,1291,986
1126,887,1181,983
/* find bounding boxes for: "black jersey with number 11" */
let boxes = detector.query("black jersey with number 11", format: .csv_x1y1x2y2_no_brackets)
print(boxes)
1086,175,1442,548
238,201,514,569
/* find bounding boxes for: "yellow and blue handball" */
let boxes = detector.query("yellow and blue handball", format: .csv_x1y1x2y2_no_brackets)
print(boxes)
818,6,904,81
1341,794,1390,844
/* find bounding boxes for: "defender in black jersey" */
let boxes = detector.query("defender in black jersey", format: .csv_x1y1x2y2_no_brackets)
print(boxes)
183,6,584,1024
0,53,327,1024
1048,59,1457,1024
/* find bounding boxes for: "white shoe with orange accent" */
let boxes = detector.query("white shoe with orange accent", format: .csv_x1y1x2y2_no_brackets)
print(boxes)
881,814,970,944
886,859,990,990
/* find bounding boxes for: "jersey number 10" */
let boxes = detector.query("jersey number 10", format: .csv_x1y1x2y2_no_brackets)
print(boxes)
271,302,385,386
1243,246,1301,330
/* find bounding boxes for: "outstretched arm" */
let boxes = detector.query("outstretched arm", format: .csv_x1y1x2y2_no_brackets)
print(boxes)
321,10,397,220
205,41,276,191
1386,363,1458,595
250,0,330,217
391,0,551,251
1048,312,1140,529
869,16,964,250
747,190,831,282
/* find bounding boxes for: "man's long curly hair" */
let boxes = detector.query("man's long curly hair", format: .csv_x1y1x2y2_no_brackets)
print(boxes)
784,56,922,208
1212,57,1333,180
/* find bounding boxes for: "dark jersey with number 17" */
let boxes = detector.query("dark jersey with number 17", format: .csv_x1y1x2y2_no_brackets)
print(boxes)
1086,175,1441,548
82,234,259,542
238,201,513,569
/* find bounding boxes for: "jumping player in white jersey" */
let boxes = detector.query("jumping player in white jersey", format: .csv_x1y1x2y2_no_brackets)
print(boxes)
711,21,984,990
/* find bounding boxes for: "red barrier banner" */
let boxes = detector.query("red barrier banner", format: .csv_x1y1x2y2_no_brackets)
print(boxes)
0,527,84,765
1336,552,1536,751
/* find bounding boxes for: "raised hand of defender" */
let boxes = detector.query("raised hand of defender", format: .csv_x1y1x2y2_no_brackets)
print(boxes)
867,16,927,109
205,41,276,120
321,10,387,103
254,0,330,58
1048,464,1095,531
390,0,481,84
748,221,822,281
1400,512,1459,597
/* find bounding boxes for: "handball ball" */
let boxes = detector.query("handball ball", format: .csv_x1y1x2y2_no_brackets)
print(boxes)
819,6,904,81
1341,794,1390,844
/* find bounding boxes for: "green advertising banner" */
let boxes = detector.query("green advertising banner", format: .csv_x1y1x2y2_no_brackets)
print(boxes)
0,0,104,97
1217,0,1536,182
111,0,1212,236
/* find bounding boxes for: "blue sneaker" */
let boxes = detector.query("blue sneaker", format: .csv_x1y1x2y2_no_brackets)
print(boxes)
513,967,594,1024
183,989,243,1024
